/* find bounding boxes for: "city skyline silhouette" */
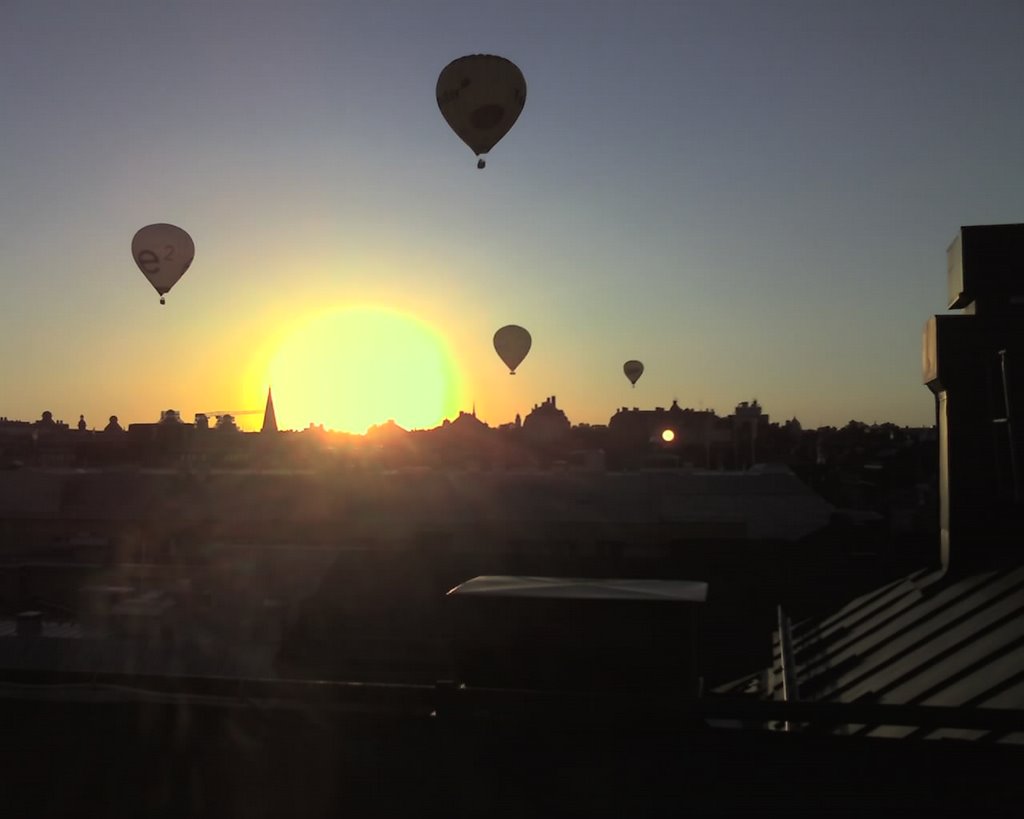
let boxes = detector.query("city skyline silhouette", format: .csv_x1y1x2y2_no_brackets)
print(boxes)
2,3,1022,434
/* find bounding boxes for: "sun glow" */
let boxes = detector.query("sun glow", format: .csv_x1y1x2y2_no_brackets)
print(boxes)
251,306,463,433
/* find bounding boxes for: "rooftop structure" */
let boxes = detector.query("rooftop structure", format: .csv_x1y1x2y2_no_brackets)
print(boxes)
727,223,1024,746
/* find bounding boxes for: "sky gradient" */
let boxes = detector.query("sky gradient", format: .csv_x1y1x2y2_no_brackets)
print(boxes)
2,1,1022,432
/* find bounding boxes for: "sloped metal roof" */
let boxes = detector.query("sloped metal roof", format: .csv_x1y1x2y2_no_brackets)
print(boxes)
768,565,1024,742
448,576,708,602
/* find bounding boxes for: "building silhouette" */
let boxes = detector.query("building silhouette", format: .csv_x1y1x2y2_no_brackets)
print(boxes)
732,399,769,468
522,395,570,444
608,400,732,468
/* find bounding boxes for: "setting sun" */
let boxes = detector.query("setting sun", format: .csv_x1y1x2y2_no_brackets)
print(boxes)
251,306,463,433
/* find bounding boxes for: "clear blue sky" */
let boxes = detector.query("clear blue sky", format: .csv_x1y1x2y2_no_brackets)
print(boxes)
1,1,1022,431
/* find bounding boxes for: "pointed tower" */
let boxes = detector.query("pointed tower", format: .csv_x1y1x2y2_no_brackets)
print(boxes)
261,388,278,433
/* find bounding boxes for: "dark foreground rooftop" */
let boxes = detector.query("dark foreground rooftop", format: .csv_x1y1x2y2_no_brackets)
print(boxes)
2,671,1022,818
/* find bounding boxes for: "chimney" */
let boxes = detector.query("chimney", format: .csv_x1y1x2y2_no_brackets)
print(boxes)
923,223,1024,572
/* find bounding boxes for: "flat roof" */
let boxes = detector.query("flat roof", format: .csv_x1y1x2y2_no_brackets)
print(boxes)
447,576,708,602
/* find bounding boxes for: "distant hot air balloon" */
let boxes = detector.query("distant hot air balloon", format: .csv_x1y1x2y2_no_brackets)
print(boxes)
132,224,194,305
436,55,526,169
494,325,532,374
623,360,644,387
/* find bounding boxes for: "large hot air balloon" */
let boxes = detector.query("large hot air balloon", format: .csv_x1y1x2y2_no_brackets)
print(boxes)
132,223,194,305
623,360,644,387
494,325,531,374
437,55,526,169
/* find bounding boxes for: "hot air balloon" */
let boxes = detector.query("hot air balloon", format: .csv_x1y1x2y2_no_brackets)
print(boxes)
437,55,526,169
494,325,531,374
623,360,644,387
132,223,194,305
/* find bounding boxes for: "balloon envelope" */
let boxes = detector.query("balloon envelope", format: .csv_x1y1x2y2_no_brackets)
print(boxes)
132,223,194,301
494,325,532,374
437,55,526,162
624,360,644,386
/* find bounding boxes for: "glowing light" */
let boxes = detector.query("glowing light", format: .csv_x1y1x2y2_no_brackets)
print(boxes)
252,306,463,433
661,429,675,443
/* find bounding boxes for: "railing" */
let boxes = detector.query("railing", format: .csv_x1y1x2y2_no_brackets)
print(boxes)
776,604,799,731
1,667,1023,737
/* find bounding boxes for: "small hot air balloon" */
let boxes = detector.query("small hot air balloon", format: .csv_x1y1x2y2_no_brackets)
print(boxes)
623,360,644,387
132,223,194,305
494,325,531,374
437,55,526,169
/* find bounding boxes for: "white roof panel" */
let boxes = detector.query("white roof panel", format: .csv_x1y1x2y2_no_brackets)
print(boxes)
447,575,708,602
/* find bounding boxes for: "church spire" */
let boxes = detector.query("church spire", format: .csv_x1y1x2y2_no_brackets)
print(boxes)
261,387,278,433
